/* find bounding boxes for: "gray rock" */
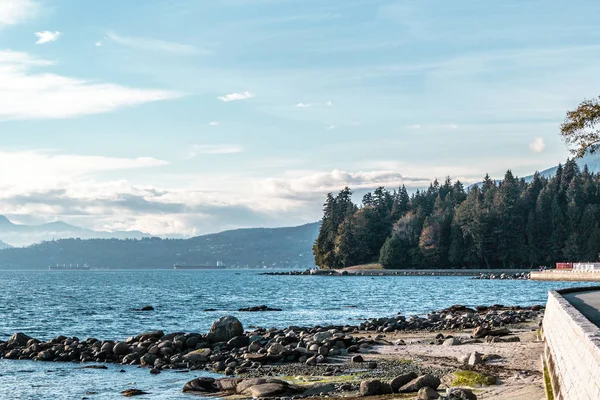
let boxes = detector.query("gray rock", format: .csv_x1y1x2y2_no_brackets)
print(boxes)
351,355,364,363
359,380,393,396
313,332,333,344
468,351,483,366
247,383,288,398
443,337,460,346
182,377,218,393
417,386,440,399
216,378,243,392
236,378,267,394
399,374,441,393
390,372,418,392
268,343,286,355
113,342,130,356
208,316,244,343
446,387,477,400
182,348,211,362
8,333,33,347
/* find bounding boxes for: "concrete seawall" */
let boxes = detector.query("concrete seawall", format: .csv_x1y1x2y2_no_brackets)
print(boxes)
531,270,600,282
543,287,600,399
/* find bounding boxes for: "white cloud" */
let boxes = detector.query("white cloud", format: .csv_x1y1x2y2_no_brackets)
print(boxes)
407,124,421,129
0,149,166,193
95,41,102,47
208,121,220,126
106,32,202,55
218,91,255,102
296,101,332,108
186,144,244,158
0,0,37,27
34,30,60,44
326,125,336,130
529,137,546,153
0,50,182,119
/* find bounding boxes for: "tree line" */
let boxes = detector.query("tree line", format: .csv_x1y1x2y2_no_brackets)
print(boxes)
313,159,600,269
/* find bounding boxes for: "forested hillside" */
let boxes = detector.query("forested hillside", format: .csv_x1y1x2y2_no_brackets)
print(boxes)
0,223,319,270
313,159,600,269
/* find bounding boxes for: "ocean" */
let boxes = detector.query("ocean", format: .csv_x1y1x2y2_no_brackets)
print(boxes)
0,270,593,399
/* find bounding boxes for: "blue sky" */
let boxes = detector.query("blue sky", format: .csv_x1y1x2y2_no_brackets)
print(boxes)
0,0,599,236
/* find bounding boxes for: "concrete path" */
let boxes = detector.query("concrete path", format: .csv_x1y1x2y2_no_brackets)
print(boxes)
563,290,600,328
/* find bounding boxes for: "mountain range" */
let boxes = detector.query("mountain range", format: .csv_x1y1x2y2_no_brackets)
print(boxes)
0,222,320,270
0,216,148,247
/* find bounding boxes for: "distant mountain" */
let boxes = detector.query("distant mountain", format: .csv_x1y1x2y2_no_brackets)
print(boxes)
0,240,12,250
472,153,600,188
523,153,600,181
0,216,149,247
0,222,321,270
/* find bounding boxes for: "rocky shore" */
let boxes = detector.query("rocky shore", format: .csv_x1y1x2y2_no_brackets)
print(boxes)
263,269,534,278
0,304,545,399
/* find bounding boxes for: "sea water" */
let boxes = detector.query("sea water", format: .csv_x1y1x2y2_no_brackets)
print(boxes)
0,270,593,399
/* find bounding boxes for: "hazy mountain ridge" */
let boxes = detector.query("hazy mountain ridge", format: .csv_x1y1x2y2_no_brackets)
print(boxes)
0,216,149,247
0,222,321,270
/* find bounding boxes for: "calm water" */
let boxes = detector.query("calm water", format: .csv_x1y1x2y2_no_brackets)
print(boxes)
0,270,594,399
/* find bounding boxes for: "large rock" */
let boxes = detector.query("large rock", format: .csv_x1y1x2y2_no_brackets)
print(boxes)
390,372,418,392
182,348,211,362
247,383,289,398
417,386,440,399
7,333,33,347
472,326,488,338
359,380,393,396
399,374,441,393
236,378,267,394
208,316,244,343
113,342,130,356
446,387,477,400
216,378,243,392
443,337,460,346
182,377,218,393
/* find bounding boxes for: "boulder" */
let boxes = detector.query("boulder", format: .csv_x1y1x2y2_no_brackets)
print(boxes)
390,372,418,392
247,383,289,398
139,305,154,311
351,355,364,363
182,349,211,363
417,386,440,399
227,335,249,349
8,333,33,347
472,326,488,338
359,380,393,396
399,374,441,393
313,331,333,343
268,343,286,355
113,342,130,356
208,316,244,343
216,378,243,392
236,378,267,394
446,387,477,400
182,377,218,393
443,337,460,346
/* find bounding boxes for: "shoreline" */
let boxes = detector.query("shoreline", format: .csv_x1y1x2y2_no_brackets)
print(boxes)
263,269,533,279
0,304,545,399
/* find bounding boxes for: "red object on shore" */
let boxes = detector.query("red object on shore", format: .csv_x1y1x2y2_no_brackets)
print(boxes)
556,263,573,270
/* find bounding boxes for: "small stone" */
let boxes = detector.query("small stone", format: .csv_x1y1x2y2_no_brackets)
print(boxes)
367,361,377,369
351,355,364,363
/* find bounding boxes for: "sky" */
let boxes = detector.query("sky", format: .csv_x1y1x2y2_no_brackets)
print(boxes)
0,0,599,237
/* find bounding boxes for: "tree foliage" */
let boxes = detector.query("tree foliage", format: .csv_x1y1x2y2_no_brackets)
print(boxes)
313,159,600,269
561,96,600,157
